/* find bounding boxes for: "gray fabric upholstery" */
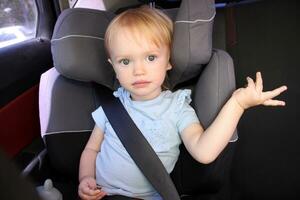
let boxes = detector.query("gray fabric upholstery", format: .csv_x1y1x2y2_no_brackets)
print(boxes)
194,49,238,141
39,68,95,137
46,75,96,133
39,69,97,178
170,0,215,87
51,0,215,89
51,8,116,89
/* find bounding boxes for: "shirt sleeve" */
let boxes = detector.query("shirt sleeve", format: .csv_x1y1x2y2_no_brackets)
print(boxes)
175,90,200,134
91,106,107,132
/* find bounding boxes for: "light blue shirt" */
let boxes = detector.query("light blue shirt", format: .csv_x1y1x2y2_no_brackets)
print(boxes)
92,87,199,199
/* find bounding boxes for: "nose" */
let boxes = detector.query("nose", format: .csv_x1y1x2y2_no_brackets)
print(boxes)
133,60,146,76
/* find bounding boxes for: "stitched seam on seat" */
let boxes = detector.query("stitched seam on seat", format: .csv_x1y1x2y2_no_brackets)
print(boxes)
51,35,104,42
44,130,93,135
175,12,216,24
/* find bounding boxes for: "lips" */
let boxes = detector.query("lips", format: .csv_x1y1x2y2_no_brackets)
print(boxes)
132,80,151,88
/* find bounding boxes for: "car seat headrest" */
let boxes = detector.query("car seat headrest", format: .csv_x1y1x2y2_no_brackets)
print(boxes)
169,0,215,87
51,8,117,89
51,0,215,89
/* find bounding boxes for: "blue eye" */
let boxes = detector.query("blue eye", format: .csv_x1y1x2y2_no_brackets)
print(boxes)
120,58,130,65
147,55,156,62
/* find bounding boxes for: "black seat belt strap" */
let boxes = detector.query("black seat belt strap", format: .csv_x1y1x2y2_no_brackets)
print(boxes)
95,84,180,200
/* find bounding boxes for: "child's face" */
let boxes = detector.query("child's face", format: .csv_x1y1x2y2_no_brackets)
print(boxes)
108,30,172,101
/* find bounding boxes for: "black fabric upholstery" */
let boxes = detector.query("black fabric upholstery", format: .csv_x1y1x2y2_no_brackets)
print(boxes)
171,141,235,196
45,131,91,180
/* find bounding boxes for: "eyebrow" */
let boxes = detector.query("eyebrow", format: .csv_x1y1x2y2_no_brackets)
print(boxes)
114,50,161,59
113,55,131,62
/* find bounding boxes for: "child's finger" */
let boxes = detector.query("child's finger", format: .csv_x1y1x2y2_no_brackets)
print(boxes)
263,99,286,106
89,189,101,196
82,187,101,196
78,190,98,200
262,86,287,100
246,77,255,88
95,190,107,199
255,72,263,92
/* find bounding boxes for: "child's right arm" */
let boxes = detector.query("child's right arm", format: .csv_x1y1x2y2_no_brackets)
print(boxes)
78,125,106,200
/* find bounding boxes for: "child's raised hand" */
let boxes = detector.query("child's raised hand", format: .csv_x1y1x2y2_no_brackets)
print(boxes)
78,176,106,200
232,72,287,110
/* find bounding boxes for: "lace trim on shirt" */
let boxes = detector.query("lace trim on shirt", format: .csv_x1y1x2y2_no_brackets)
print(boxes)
175,89,192,110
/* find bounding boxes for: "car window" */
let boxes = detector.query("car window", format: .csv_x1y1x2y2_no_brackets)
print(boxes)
0,0,38,48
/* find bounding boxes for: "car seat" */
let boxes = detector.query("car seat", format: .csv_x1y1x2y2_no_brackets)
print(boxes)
38,0,238,199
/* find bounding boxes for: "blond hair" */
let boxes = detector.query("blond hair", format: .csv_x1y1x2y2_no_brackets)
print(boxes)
104,6,173,58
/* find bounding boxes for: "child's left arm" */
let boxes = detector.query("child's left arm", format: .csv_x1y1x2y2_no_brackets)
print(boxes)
181,72,287,164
